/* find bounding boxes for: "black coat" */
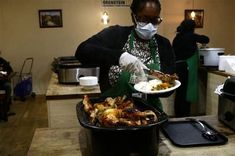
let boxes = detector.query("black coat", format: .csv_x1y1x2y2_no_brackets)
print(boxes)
75,25,175,92
0,57,13,84
173,32,209,61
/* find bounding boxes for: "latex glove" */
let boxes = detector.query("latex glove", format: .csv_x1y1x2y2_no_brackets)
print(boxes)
119,52,147,83
119,52,148,74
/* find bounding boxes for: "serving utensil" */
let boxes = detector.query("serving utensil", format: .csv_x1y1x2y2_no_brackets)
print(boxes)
143,68,164,75
186,118,218,141
143,68,164,80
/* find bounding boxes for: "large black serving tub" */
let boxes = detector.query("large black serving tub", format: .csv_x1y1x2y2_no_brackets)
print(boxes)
76,97,168,156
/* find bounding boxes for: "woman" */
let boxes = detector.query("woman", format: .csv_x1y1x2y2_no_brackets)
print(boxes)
173,19,209,117
75,0,175,109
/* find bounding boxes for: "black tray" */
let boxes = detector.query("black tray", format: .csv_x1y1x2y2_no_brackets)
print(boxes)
160,120,228,147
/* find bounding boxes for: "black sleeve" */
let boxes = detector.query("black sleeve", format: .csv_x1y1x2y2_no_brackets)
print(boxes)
0,58,13,74
193,34,210,44
75,25,127,67
155,36,176,98
6,62,13,74
158,36,176,75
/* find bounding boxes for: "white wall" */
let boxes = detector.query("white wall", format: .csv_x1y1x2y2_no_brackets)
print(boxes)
0,0,132,94
160,0,235,53
0,0,234,94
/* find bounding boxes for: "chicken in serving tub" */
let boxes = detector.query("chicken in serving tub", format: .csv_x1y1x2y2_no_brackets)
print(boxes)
82,95,158,127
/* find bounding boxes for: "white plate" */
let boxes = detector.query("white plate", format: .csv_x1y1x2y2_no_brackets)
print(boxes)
79,76,98,86
134,80,181,94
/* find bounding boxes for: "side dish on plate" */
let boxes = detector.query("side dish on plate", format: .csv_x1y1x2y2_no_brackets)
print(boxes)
134,70,180,94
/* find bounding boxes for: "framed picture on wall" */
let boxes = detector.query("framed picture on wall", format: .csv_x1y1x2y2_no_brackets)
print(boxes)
38,9,63,28
185,9,204,28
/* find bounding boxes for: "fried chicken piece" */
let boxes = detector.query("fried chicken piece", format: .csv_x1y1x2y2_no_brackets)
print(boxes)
83,95,93,113
149,70,178,84
122,109,157,122
98,108,123,127
118,118,142,126
117,99,134,110
82,95,98,123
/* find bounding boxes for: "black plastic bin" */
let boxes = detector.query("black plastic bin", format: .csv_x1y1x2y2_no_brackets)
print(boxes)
76,97,168,156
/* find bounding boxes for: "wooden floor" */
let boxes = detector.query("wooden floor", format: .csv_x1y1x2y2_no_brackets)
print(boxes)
0,95,48,156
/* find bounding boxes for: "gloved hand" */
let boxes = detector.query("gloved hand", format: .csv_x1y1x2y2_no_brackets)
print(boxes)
119,52,148,83
119,52,148,71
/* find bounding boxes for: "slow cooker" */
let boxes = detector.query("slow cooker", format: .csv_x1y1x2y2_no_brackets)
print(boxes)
199,48,224,66
218,77,235,131
218,96,235,131
53,56,99,84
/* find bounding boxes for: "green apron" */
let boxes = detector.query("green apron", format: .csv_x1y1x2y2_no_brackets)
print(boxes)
102,71,136,98
102,31,163,110
186,50,199,103
102,70,163,110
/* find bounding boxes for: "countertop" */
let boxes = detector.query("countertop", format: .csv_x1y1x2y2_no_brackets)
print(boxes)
27,115,235,156
46,69,231,100
199,66,234,77
46,72,101,100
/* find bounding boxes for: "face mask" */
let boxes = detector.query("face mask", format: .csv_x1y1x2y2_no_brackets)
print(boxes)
135,22,158,40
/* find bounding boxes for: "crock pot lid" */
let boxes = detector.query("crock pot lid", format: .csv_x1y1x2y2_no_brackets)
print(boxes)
221,89,235,97
220,89,235,101
200,48,225,51
58,56,78,61
58,63,99,68
59,62,81,65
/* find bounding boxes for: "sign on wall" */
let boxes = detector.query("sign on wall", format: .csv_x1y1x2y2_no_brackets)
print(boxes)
102,0,132,7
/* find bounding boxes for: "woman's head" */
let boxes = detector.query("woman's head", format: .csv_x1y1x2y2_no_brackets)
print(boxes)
130,0,162,26
131,0,161,15
130,0,162,40
177,19,196,33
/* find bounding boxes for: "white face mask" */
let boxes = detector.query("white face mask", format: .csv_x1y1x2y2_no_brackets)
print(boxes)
135,22,158,40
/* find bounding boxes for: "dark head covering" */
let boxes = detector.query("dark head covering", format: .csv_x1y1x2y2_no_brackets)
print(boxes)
130,0,161,14
176,19,196,33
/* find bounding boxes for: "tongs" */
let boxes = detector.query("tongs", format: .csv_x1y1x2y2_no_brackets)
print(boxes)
186,118,218,141
143,68,164,80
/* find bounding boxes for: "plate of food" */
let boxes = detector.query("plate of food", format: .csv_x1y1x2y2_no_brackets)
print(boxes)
134,70,181,94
